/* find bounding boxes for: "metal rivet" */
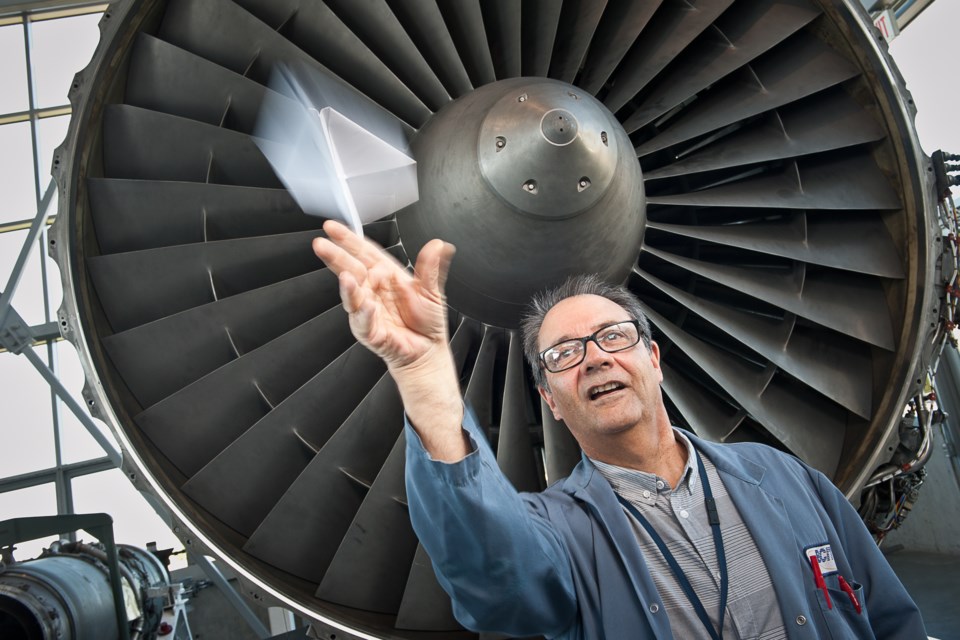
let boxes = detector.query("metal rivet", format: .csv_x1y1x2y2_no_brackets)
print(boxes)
495,136,506,150
649,603,659,613
518,94,527,102
796,615,807,626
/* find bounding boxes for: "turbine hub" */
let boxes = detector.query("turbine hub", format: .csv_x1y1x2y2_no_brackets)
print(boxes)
477,84,618,219
400,77,645,328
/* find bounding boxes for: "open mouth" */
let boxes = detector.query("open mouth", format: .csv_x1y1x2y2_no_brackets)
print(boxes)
589,382,625,400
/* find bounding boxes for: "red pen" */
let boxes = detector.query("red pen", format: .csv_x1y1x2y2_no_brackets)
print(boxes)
838,575,862,614
810,555,832,609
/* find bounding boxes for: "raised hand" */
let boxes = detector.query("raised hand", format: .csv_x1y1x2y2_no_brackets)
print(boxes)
312,219,455,371
313,220,468,459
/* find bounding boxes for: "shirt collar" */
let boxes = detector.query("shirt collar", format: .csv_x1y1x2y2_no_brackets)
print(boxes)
589,428,698,504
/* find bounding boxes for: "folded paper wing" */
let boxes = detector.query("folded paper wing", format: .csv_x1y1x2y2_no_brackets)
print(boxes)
255,63,418,237
319,106,418,235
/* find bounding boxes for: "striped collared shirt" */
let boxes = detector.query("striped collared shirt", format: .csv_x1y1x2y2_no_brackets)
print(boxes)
591,430,787,639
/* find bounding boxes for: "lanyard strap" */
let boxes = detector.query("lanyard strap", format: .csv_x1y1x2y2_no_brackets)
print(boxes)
616,450,728,640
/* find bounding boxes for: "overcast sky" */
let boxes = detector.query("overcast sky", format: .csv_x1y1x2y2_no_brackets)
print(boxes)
889,1,959,157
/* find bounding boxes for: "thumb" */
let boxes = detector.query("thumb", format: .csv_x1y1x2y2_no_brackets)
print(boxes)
415,239,456,297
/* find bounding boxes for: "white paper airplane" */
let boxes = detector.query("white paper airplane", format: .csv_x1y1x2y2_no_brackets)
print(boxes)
254,63,418,237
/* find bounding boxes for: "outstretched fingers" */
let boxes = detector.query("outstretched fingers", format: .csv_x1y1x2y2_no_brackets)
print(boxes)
313,219,408,284
340,271,379,342
322,220,408,275
335,269,364,314
313,222,458,363
312,235,367,284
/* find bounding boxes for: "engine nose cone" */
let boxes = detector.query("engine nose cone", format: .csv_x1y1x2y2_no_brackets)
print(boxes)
478,84,619,220
401,77,645,328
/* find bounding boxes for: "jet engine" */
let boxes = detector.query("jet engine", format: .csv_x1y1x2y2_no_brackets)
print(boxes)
50,0,941,637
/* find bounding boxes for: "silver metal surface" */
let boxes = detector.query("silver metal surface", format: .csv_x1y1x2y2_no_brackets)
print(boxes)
403,76,644,328
477,81,619,219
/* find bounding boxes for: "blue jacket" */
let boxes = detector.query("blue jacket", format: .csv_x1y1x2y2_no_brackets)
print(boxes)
404,411,926,639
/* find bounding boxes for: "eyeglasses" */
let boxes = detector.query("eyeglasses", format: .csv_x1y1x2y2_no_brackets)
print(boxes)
538,320,642,373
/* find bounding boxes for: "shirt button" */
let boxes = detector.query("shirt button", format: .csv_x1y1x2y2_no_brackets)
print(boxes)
679,509,689,519
643,490,651,499
796,615,807,626
656,480,665,490
649,604,659,614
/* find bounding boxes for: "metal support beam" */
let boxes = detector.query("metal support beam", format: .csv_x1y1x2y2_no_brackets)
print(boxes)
0,322,64,354
188,552,271,640
0,316,62,350
0,178,56,330
19,345,122,466
0,456,114,494
0,304,35,355
0,0,104,18
0,172,121,468
30,320,61,342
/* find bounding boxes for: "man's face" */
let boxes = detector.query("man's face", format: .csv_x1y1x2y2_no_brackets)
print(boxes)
537,295,664,447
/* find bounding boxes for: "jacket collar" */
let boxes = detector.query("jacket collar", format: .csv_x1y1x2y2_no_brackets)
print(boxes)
559,428,766,502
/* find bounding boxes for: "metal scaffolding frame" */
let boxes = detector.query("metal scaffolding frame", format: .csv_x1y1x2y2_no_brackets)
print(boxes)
0,1,111,516
0,177,123,471
0,4,299,636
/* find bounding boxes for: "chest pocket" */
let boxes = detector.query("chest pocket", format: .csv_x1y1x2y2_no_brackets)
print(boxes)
813,578,872,640
799,535,872,640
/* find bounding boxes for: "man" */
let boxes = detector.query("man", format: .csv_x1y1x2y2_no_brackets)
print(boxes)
313,220,925,639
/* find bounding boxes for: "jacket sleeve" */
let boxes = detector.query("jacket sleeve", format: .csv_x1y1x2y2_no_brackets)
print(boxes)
810,469,927,639
404,408,578,637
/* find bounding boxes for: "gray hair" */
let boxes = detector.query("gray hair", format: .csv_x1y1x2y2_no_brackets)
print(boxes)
520,274,652,389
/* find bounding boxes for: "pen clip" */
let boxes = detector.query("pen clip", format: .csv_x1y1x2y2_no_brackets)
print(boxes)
837,575,862,615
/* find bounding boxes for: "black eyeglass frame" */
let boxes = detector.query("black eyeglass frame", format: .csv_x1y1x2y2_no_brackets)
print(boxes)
538,319,644,374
